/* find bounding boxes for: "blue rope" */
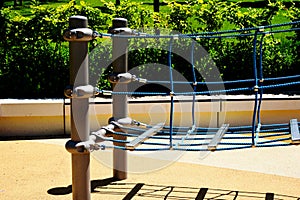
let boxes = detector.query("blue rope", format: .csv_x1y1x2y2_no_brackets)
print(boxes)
138,74,300,85
259,132,290,138
99,123,292,151
99,21,300,40
262,27,300,35
251,30,259,146
184,20,300,37
105,79,300,96
257,137,291,145
129,130,290,140
191,39,197,129
264,74,300,81
255,34,266,145
100,142,291,151
261,81,300,89
146,78,256,85
93,21,300,152
168,38,174,148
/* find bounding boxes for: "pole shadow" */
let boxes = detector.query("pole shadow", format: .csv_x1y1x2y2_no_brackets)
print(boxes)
47,177,118,195
48,179,300,199
91,182,300,200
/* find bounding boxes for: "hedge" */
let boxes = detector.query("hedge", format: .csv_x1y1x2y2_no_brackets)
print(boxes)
0,0,299,98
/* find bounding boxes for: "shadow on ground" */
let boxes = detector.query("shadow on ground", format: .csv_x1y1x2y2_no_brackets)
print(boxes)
47,178,300,200
47,177,117,195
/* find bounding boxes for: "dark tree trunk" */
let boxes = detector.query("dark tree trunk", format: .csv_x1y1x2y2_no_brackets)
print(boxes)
0,0,4,9
154,0,159,12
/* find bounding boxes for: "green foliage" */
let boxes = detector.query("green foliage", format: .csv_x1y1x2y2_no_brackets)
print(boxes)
164,1,192,32
191,0,231,32
0,0,110,98
227,0,284,28
1,0,300,98
101,0,154,29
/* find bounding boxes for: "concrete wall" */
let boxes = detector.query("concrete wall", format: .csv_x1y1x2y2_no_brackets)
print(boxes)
0,99,66,137
0,95,299,137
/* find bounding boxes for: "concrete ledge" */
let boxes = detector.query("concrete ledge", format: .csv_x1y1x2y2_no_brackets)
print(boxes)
1,95,300,137
0,99,66,137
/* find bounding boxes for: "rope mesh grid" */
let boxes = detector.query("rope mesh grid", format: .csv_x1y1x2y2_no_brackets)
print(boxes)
92,20,300,152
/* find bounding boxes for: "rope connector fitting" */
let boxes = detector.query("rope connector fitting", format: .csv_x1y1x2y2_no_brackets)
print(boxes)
63,28,95,42
193,82,198,86
109,73,147,84
258,26,265,32
259,79,264,83
253,85,259,92
65,140,89,154
64,85,73,98
170,91,175,97
64,85,98,98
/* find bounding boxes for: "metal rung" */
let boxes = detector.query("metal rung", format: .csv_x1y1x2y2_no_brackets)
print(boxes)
208,124,230,151
126,122,164,150
290,119,300,144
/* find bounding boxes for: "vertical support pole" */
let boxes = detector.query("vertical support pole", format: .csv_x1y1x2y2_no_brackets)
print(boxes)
109,18,130,180
68,16,90,200
153,0,160,35
154,0,159,12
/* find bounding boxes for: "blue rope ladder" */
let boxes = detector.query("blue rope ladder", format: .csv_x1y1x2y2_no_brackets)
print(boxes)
94,20,300,152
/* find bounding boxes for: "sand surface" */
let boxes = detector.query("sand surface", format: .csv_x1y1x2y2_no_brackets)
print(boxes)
0,139,300,199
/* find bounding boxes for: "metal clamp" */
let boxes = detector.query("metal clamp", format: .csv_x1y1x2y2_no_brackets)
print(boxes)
108,27,135,35
109,73,147,84
170,91,175,97
63,28,95,41
65,140,90,154
64,85,99,98
73,123,116,152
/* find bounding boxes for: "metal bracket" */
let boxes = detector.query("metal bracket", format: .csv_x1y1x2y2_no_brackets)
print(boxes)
63,28,95,42
64,85,73,98
109,73,147,84
65,140,90,154
64,85,99,98
110,117,148,128
74,123,116,152
108,27,135,35
73,117,151,152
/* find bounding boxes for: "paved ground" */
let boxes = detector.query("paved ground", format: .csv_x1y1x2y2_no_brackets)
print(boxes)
0,139,300,199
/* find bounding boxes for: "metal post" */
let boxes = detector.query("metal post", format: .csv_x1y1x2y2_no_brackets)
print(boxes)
66,16,91,200
108,18,131,180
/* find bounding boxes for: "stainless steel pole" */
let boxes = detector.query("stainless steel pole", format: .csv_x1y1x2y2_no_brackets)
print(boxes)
67,16,91,200
108,18,130,180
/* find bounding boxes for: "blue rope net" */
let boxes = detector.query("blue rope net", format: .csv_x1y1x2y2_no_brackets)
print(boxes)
94,20,300,151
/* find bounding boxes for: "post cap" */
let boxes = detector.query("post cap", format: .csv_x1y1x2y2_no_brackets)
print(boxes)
69,15,88,29
112,18,128,28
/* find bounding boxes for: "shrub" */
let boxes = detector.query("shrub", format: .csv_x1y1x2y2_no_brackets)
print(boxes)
1,0,299,98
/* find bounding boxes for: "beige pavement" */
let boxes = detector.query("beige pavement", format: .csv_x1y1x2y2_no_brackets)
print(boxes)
0,139,300,199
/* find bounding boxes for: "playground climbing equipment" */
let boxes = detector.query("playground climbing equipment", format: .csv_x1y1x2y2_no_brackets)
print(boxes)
63,16,300,199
